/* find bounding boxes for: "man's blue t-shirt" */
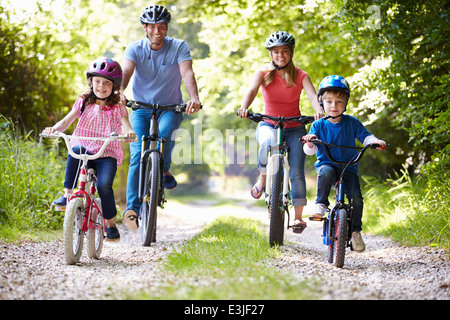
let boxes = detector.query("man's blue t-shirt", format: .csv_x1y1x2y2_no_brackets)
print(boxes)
309,115,372,172
123,36,192,105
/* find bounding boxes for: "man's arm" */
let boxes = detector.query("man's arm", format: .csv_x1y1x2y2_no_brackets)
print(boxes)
179,60,201,115
120,59,136,97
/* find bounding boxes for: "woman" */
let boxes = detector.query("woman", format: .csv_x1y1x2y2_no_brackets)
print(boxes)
238,31,323,233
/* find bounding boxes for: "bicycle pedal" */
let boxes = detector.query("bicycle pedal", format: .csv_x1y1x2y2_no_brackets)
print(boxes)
309,216,324,222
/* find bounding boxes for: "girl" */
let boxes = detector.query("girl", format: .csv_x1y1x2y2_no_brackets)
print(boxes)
238,31,323,234
42,57,136,241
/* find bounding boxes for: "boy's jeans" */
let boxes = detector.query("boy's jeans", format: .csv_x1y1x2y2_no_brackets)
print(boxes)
316,164,364,232
64,145,118,220
126,108,183,213
256,122,308,206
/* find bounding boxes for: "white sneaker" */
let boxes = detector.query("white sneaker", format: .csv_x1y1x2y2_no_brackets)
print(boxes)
352,231,366,252
310,203,327,219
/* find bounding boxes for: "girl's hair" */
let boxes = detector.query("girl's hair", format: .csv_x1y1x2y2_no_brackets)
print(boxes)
79,77,122,107
263,61,297,87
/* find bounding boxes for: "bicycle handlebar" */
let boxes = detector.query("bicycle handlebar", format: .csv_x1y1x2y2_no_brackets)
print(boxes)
127,100,203,113
301,138,388,166
241,111,315,126
40,132,135,161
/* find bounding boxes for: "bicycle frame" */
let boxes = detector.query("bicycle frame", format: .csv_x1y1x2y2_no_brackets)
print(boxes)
265,120,292,207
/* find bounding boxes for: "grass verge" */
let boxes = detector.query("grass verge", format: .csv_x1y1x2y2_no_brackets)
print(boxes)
131,216,319,300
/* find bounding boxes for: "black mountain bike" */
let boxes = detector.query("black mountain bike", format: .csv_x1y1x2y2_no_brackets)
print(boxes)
127,100,190,246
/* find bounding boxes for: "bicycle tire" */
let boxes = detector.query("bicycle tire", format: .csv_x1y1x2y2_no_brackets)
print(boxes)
331,209,348,268
63,198,84,265
87,198,103,259
141,152,160,246
269,156,285,247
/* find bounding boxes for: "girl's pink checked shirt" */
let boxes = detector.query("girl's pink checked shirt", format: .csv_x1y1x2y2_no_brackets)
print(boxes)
70,98,129,166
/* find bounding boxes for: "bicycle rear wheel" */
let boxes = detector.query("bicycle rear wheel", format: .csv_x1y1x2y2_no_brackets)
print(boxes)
328,209,348,268
141,152,160,246
63,198,84,265
87,198,103,259
269,156,285,247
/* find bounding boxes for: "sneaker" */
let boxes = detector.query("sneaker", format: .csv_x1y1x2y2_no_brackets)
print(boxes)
106,225,120,242
124,209,139,231
52,196,67,208
351,231,365,252
309,203,328,220
163,174,177,190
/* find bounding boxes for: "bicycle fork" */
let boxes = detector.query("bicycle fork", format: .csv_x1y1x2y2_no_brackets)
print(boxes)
265,153,290,207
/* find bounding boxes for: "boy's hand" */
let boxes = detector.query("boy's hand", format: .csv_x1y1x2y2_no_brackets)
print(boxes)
302,134,317,148
374,139,387,150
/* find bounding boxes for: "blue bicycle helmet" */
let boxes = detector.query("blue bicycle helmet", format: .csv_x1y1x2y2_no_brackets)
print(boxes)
318,75,350,98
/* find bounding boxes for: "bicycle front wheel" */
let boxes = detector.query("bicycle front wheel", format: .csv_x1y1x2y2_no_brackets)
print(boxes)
141,152,160,246
329,209,348,268
269,156,285,247
87,198,103,259
63,198,84,265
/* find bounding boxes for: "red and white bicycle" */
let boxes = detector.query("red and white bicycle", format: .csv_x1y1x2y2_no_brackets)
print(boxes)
41,132,133,264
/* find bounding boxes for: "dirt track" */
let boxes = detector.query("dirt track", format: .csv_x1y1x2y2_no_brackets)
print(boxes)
0,200,449,300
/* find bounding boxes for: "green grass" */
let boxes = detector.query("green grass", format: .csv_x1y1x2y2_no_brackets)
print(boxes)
0,117,66,242
131,216,319,300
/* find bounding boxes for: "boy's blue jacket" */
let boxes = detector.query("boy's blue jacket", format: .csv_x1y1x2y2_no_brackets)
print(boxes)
309,114,372,172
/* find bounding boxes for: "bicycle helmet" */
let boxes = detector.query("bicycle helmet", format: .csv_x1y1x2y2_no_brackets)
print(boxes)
265,31,295,50
86,57,122,87
140,5,171,24
318,75,350,98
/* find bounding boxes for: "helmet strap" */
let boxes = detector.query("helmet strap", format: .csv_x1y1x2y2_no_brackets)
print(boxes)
272,60,288,70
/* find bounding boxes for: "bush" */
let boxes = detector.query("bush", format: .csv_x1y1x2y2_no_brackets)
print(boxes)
0,116,65,241
362,157,450,249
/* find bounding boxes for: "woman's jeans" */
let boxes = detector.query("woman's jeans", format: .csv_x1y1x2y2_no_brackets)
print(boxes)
64,145,118,220
316,164,364,232
256,122,307,207
126,108,183,213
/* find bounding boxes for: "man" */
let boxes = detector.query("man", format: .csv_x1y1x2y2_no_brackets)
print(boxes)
121,5,201,230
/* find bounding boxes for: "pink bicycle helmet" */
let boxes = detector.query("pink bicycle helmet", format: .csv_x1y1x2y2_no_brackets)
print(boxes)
86,57,122,86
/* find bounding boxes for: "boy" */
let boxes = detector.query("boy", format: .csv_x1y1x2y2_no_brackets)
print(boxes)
302,75,386,252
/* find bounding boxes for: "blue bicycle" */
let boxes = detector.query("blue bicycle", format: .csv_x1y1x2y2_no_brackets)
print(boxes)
304,138,387,267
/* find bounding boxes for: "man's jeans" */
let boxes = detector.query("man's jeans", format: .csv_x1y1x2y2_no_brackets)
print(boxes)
256,122,307,207
316,164,364,232
126,108,183,213
64,145,118,220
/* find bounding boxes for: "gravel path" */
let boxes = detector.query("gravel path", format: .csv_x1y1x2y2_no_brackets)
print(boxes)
0,200,449,300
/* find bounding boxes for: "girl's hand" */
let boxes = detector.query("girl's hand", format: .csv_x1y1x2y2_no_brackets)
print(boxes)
42,127,57,135
124,130,137,143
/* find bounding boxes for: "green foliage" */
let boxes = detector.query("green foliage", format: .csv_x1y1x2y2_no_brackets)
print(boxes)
340,0,449,169
0,116,65,241
362,158,449,249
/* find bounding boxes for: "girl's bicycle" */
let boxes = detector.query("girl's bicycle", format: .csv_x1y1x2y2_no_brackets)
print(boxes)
303,138,387,268
241,112,314,247
126,100,197,246
40,132,133,265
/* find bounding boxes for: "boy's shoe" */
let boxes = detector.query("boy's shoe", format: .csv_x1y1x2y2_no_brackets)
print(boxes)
106,225,120,242
309,203,328,220
163,174,177,190
351,231,365,252
52,196,67,209
124,209,139,231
